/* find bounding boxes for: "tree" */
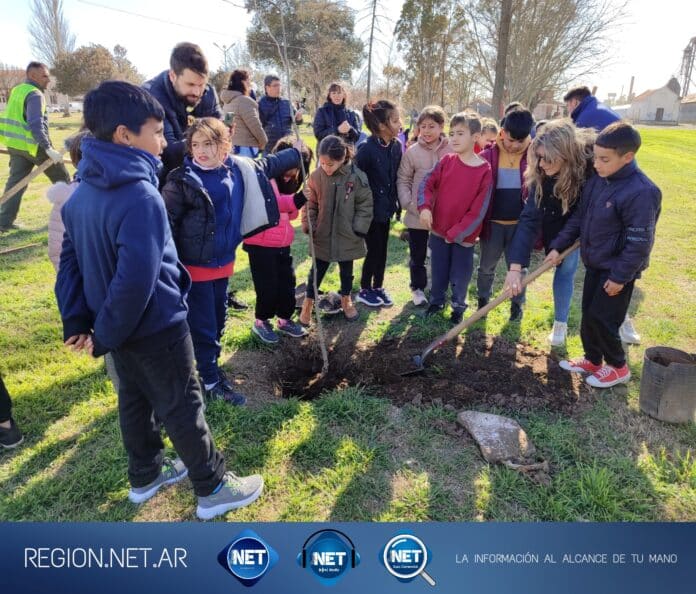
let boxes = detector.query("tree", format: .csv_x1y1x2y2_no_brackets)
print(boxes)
490,0,511,118
357,0,393,101
0,64,25,103
245,0,363,109
113,45,144,85
28,0,76,66
53,45,115,97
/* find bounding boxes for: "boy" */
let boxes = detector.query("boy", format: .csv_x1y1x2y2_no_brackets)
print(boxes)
55,81,263,520
476,106,534,321
418,112,493,324
546,121,661,388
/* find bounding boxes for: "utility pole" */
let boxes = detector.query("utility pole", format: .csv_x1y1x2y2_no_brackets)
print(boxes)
681,37,696,97
214,42,236,72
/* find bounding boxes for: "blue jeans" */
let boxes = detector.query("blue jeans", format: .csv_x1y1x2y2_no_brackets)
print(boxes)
552,248,580,323
234,145,259,158
429,234,474,311
186,277,229,386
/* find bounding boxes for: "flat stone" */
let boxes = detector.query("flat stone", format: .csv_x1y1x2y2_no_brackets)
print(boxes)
457,410,536,463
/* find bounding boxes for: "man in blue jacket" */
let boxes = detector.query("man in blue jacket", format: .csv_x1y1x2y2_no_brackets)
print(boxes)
564,86,620,133
258,75,302,154
142,43,221,180
55,81,263,520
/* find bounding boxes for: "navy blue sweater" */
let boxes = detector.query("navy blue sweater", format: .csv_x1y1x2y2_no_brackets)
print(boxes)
354,136,402,223
550,161,661,283
56,138,190,357
313,102,360,144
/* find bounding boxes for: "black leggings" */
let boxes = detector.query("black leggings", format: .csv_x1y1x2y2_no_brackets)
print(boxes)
0,374,12,423
306,259,354,298
360,221,390,289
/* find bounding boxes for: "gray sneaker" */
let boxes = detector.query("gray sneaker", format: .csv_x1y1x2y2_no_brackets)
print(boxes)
196,471,264,520
128,457,188,504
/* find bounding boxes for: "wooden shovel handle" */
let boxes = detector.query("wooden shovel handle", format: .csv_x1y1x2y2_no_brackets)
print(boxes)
0,151,66,206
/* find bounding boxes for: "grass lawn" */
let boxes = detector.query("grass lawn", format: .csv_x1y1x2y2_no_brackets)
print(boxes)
0,116,694,522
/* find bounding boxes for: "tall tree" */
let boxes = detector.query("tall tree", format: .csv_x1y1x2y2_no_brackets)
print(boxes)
28,0,76,66
0,64,25,102
112,45,145,85
52,44,115,97
490,0,511,118
358,0,392,101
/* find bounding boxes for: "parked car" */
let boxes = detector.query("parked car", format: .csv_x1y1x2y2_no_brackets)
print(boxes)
48,105,62,113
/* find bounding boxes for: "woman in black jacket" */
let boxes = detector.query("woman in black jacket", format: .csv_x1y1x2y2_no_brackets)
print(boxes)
506,119,595,346
313,82,361,145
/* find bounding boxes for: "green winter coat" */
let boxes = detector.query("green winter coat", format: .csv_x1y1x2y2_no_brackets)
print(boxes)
302,163,373,262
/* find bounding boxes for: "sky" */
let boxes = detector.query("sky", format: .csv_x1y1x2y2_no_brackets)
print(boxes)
0,0,694,101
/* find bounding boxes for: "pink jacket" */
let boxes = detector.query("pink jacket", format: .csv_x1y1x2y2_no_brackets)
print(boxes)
46,181,78,271
243,179,298,248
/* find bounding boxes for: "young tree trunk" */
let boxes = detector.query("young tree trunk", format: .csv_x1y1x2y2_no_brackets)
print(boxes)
366,0,377,101
491,0,512,119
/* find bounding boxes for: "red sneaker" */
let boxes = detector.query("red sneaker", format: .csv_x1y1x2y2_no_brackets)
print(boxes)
586,364,631,388
559,357,602,374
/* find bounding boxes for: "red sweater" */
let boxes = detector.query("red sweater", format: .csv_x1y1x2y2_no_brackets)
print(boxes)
418,153,492,244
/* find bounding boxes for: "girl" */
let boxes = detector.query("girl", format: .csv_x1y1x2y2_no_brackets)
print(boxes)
476,118,499,153
397,105,452,306
220,69,267,157
163,117,301,404
505,119,595,346
299,135,373,325
243,138,313,344
354,99,402,307
313,82,361,145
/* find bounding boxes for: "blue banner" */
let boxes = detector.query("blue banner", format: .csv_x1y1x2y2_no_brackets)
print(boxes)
2,522,694,593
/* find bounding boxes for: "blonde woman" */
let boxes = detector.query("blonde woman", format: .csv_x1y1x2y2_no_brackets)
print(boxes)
505,119,595,346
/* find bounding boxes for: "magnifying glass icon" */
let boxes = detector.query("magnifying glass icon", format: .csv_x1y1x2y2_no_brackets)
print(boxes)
382,534,436,586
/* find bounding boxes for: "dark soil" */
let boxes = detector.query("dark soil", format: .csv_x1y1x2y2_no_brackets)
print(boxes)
271,328,590,416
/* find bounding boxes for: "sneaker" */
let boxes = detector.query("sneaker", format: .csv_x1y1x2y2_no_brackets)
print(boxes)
196,471,264,520
411,289,428,306
0,418,23,449
509,302,523,322
226,291,249,310
252,319,279,344
128,457,188,504
619,316,641,345
559,357,602,374
547,321,568,347
0,223,21,233
586,364,631,388
425,303,444,317
477,297,489,309
276,318,307,338
355,288,383,307
450,309,464,325
373,288,394,307
205,382,246,406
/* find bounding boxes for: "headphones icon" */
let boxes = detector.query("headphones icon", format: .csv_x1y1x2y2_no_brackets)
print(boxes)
301,529,357,568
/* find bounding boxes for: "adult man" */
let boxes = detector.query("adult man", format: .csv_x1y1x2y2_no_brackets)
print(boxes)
142,43,221,179
258,75,302,154
0,62,69,232
564,86,620,132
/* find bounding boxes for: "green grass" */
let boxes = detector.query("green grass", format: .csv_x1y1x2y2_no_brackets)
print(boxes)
0,117,694,521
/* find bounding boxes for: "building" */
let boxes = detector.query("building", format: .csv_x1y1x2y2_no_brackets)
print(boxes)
627,83,681,123
679,94,696,123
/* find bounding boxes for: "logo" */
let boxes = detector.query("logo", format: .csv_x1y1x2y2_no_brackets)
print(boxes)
380,533,436,586
217,529,278,587
297,529,360,586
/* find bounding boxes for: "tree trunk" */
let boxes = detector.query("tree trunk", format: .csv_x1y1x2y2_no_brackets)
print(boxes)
366,0,377,101
491,0,512,119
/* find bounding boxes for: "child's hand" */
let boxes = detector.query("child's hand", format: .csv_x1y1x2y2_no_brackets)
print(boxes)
603,279,624,296
544,249,561,266
85,335,95,357
419,209,432,230
65,333,90,352
292,138,306,152
504,270,523,296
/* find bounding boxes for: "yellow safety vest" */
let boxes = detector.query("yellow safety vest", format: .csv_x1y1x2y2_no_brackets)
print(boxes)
0,83,45,157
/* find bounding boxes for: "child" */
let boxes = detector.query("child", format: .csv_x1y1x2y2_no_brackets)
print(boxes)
547,121,661,388
476,118,499,153
418,112,493,323
0,373,23,448
476,106,534,321
55,81,263,520
505,119,595,346
162,117,301,401
354,100,402,307
243,137,313,344
396,105,452,306
299,135,373,325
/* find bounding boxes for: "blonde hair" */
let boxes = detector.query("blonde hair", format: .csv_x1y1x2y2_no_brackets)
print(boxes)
524,119,595,214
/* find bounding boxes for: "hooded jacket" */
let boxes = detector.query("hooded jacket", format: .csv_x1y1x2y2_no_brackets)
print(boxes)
55,137,190,357
312,101,360,144
571,95,620,132
220,89,267,149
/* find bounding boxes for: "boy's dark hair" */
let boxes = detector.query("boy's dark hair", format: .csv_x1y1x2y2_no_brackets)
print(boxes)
326,82,347,106
595,120,641,155
318,134,353,164
362,99,398,135
272,136,314,193
450,111,482,135
264,74,280,88
170,42,208,76
84,81,165,141
227,69,249,92
64,128,91,168
502,107,534,140
563,86,592,102
26,61,48,75
417,105,446,127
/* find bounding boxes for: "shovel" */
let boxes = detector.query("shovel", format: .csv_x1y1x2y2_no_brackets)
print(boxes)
401,241,580,376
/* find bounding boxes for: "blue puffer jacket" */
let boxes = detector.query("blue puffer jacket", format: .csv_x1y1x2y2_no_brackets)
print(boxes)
142,71,222,174
571,96,620,132
550,161,661,283
313,102,360,144
355,135,402,223
258,95,294,152
55,137,191,357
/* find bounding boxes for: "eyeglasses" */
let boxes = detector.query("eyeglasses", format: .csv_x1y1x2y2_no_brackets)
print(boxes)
268,83,281,88
535,153,559,164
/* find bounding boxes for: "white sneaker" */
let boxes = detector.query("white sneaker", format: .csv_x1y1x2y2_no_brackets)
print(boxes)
411,289,428,306
547,321,568,347
619,316,640,344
